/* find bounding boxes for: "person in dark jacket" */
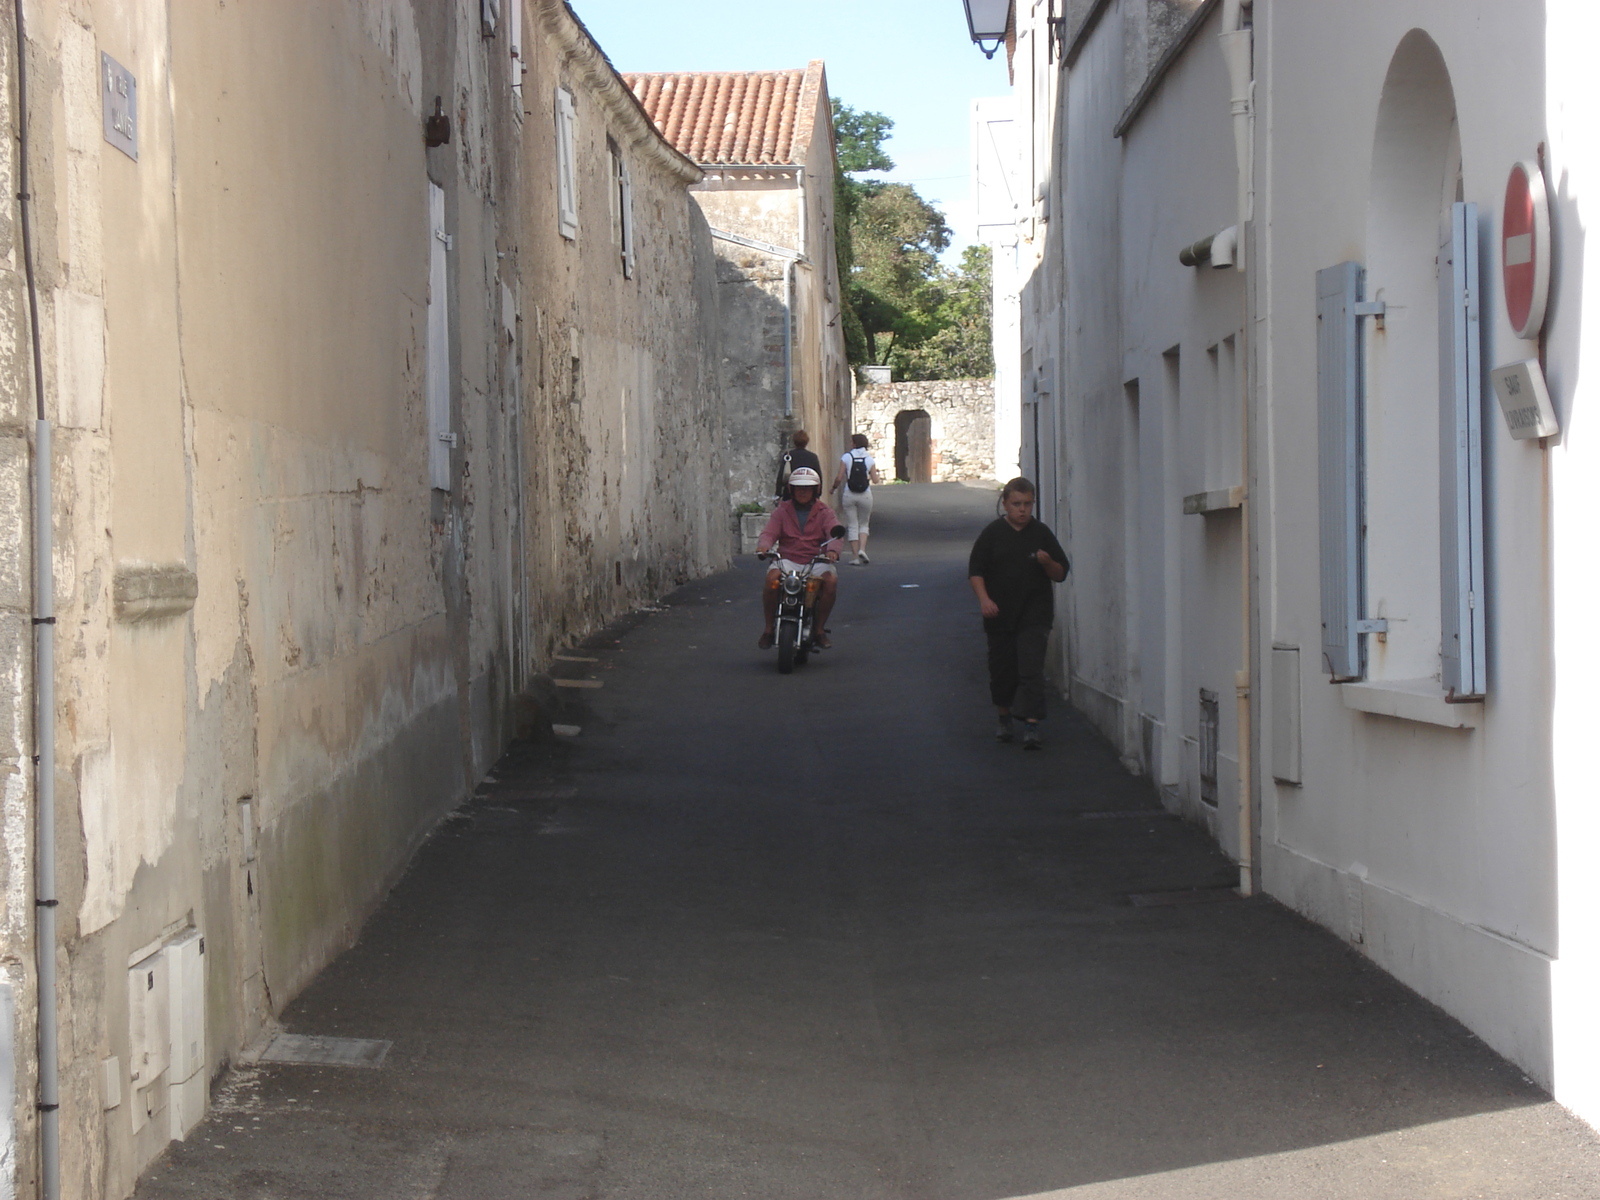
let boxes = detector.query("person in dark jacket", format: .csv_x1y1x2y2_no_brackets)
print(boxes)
968,477,1069,750
774,430,822,500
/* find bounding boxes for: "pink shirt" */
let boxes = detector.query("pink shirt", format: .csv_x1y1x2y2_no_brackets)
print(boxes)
759,499,840,562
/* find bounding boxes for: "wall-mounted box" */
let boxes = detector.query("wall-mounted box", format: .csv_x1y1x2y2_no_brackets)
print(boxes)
1490,359,1559,440
164,929,207,1138
127,950,169,1134
165,930,205,1083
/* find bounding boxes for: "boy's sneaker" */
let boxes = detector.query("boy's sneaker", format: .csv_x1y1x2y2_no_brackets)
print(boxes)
1022,722,1043,750
995,715,1014,743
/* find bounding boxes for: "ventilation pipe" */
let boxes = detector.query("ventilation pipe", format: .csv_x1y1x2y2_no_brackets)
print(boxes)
12,0,62,1192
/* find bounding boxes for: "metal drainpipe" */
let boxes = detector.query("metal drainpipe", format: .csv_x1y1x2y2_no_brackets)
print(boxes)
12,0,61,1192
783,259,794,418
1220,0,1257,895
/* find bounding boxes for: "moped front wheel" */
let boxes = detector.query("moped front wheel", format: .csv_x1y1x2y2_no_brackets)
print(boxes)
776,620,799,674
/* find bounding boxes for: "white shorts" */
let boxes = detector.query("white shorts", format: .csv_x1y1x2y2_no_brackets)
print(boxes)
841,488,873,538
772,558,836,577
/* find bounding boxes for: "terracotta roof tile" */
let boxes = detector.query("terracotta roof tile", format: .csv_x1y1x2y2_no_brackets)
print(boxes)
623,62,826,167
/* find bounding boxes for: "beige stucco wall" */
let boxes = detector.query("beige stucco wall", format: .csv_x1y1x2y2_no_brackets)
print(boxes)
0,2,731,1197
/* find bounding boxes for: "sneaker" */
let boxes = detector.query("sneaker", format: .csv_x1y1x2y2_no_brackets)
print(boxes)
995,715,1014,743
1022,722,1042,750
858,551,870,565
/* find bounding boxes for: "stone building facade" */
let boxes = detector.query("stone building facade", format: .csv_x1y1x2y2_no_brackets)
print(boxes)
852,379,996,483
0,2,729,1197
625,63,853,510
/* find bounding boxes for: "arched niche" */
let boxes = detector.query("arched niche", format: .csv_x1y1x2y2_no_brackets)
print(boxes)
1363,30,1462,682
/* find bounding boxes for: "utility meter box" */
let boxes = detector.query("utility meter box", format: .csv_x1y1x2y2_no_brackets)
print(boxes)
127,950,170,1133
163,929,208,1139
164,931,205,1082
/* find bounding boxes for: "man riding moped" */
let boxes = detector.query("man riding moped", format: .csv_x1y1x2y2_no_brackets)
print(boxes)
754,467,841,650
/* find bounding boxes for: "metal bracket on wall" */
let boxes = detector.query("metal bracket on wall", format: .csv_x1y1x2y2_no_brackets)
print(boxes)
1355,618,1388,634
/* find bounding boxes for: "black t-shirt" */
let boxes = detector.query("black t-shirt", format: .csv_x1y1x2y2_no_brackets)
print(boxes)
776,447,822,496
968,517,1069,630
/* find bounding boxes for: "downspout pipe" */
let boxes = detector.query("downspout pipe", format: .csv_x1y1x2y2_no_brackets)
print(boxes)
782,259,794,418
1220,0,1256,895
12,0,61,1193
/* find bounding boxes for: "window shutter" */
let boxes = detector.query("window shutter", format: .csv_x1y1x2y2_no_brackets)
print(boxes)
1317,262,1364,680
619,158,635,278
1439,201,1487,697
555,88,578,240
426,182,452,491
481,0,499,34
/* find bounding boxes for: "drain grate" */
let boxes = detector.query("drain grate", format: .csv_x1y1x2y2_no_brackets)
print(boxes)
259,1033,391,1068
1126,887,1240,908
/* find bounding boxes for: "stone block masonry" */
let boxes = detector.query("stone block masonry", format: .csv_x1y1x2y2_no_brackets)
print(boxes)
852,379,996,483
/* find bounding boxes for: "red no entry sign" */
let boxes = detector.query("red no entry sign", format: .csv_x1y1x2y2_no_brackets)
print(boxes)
1502,160,1550,340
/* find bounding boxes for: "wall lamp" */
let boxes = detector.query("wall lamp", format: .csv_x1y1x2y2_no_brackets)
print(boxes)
963,0,1012,59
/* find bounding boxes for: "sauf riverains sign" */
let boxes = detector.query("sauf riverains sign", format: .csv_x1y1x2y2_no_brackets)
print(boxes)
1490,160,1559,441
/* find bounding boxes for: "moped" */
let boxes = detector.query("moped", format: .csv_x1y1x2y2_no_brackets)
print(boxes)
759,525,846,674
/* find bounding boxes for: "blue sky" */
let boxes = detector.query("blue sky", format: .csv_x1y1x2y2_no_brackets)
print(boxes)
568,0,1012,257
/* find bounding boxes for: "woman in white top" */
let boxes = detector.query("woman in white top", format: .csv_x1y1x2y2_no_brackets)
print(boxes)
830,433,883,564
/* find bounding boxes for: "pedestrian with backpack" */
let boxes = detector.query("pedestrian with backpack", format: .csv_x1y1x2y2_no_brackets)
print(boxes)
830,433,882,564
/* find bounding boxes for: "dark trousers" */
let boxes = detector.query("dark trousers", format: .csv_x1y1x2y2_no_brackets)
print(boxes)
986,623,1051,721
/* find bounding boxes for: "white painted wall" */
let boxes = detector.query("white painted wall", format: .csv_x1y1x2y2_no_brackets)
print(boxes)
996,0,1600,1124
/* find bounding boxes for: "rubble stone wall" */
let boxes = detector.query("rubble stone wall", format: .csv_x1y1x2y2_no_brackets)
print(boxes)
851,379,996,483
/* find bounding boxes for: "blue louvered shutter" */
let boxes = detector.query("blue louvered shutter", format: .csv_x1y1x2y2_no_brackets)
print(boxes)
1318,262,1364,681
1439,201,1487,698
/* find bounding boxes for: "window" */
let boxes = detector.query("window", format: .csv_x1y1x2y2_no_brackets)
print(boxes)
609,138,634,278
555,87,577,240
1317,32,1485,698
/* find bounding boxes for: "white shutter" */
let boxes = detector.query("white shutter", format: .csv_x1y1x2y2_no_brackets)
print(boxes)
1438,201,1487,698
620,157,634,278
427,182,452,491
555,88,578,240
481,0,499,34
509,0,522,63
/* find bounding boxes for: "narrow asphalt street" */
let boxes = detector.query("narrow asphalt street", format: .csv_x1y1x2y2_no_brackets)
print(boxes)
135,484,1600,1200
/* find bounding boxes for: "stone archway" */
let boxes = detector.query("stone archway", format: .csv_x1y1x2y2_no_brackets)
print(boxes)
894,409,933,482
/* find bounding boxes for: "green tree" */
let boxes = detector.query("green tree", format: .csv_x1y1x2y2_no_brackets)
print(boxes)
893,244,994,380
832,100,895,174
829,98,992,377
830,101,895,365
850,184,951,364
